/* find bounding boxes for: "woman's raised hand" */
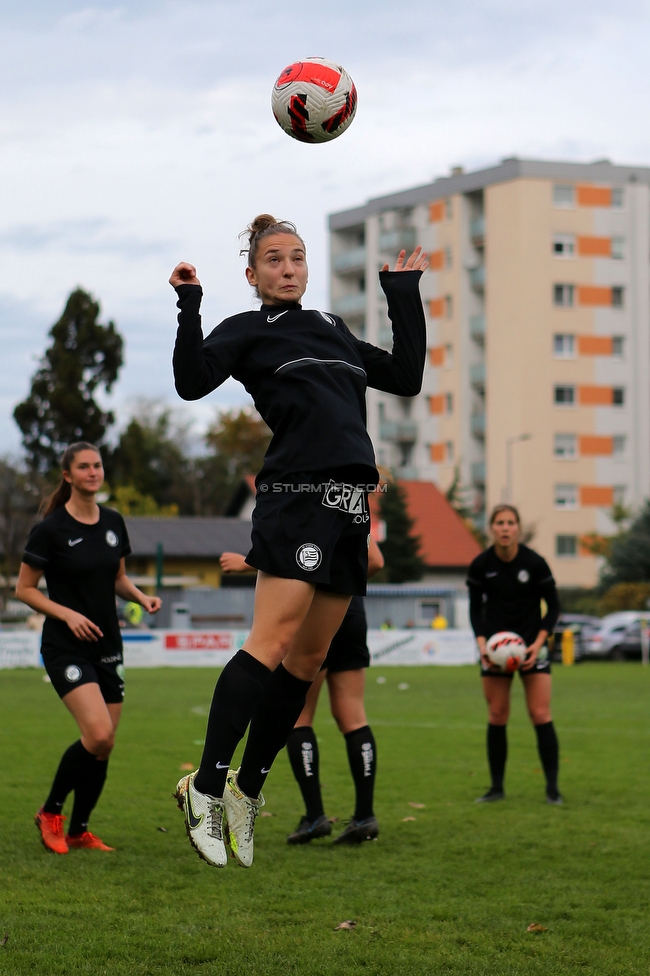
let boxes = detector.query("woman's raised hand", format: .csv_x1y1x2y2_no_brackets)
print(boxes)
169,263,201,288
381,247,429,273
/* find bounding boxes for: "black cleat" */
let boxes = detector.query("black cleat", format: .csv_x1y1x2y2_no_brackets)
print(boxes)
546,791,564,805
332,815,379,845
475,787,506,803
286,814,332,845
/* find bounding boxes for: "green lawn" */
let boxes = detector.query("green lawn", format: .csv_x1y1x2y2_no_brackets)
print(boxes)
0,663,649,975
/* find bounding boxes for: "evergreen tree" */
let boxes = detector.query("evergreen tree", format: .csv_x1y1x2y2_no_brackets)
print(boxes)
378,480,425,583
14,289,123,472
601,500,650,586
108,405,188,508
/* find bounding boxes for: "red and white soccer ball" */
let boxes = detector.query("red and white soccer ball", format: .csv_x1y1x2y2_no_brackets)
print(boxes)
485,632,528,673
271,57,357,144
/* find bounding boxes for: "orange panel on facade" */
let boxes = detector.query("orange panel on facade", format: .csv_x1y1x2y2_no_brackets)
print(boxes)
429,249,444,270
429,201,444,222
579,435,613,456
429,346,445,366
576,185,612,207
580,486,614,506
578,286,612,307
577,236,611,257
429,298,445,318
430,443,446,462
578,335,613,356
579,385,613,405
429,395,445,415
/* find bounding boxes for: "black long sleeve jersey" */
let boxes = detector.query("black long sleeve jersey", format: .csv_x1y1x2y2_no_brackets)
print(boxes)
172,271,426,480
466,544,561,647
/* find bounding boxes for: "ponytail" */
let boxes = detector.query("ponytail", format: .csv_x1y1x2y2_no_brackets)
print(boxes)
40,441,101,517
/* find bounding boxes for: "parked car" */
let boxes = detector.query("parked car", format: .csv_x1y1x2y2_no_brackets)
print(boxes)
582,611,649,660
552,614,601,661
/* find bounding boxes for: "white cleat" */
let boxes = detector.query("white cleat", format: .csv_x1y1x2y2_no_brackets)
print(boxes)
223,768,264,868
174,771,228,868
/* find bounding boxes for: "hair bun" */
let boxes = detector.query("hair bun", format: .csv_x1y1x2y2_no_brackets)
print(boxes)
248,214,278,243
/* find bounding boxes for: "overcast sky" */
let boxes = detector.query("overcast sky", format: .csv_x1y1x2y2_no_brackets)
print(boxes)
1,0,650,454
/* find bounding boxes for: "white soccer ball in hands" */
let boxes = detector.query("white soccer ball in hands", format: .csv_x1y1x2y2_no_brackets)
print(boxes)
485,632,528,673
271,57,357,143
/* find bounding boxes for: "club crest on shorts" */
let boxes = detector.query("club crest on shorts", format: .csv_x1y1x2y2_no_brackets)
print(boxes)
518,569,530,583
64,664,82,683
296,543,322,571
106,530,118,547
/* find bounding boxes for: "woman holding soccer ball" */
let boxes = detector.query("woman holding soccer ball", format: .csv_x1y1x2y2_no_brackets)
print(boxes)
170,215,427,868
466,504,562,804
16,442,162,854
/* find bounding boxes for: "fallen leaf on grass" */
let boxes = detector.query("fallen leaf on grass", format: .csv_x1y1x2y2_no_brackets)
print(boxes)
260,811,274,818
179,763,194,771
527,923,548,933
328,816,339,823
408,802,425,809
1,935,8,947
335,920,356,931
158,827,168,833
397,683,410,690
402,816,417,822
376,676,387,684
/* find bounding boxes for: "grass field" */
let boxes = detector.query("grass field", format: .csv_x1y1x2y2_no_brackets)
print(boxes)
0,663,649,975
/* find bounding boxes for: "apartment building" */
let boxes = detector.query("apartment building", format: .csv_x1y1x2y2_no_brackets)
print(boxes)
328,158,650,586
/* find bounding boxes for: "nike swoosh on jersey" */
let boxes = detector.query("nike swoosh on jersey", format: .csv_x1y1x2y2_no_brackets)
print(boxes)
185,787,203,829
485,571,498,577
68,538,83,547
267,311,288,323
261,767,271,774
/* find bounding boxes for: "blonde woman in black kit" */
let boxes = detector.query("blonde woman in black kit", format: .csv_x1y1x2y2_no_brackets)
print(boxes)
171,214,427,869
16,443,161,854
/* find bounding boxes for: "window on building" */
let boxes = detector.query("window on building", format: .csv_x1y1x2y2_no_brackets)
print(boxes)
553,334,575,358
554,284,575,306
553,185,575,207
556,535,578,557
612,336,625,358
554,434,577,459
611,286,624,308
399,442,413,468
612,435,626,458
554,385,576,405
445,343,453,368
445,198,453,220
555,484,578,508
446,441,454,462
612,387,625,406
445,246,452,269
445,392,453,414
445,295,453,318
613,485,627,506
417,600,442,626
553,234,576,257
611,188,624,208
611,237,625,260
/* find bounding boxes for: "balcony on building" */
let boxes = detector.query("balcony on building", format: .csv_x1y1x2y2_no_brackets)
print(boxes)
332,246,367,275
379,228,417,254
469,265,485,292
471,461,486,485
470,412,485,438
470,362,486,391
470,215,485,247
470,314,485,342
332,292,367,319
379,420,418,443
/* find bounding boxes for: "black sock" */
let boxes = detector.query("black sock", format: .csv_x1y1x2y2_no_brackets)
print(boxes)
68,753,109,837
238,664,312,799
344,725,376,821
43,740,93,814
487,724,507,792
194,650,272,797
286,726,324,822
535,721,560,795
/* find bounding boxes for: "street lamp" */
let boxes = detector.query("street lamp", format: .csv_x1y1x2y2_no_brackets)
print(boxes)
503,433,532,503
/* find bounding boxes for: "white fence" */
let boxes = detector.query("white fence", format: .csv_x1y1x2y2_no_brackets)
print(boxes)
0,628,478,670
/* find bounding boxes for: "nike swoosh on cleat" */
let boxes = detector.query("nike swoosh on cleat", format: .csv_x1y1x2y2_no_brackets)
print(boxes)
68,538,83,547
215,762,229,769
267,311,287,323
261,767,271,774
185,787,203,830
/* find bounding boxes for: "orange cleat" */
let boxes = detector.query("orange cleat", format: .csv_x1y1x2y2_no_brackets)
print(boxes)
65,831,115,851
35,808,69,854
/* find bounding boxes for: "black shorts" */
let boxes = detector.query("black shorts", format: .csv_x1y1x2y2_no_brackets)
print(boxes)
480,646,552,679
322,599,369,672
41,643,125,703
247,467,373,596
